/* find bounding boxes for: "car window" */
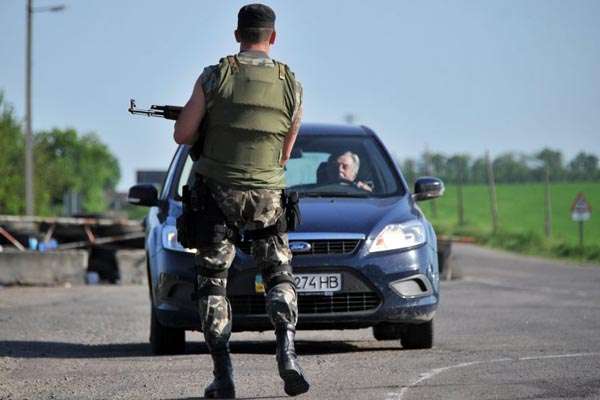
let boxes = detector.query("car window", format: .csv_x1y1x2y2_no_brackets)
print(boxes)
176,155,194,198
285,152,330,187
285,135,403,197
160,146,185,200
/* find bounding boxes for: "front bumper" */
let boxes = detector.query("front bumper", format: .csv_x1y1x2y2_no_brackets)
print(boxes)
151,242,439,332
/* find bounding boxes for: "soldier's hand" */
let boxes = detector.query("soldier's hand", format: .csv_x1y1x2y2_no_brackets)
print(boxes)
279,155,290,167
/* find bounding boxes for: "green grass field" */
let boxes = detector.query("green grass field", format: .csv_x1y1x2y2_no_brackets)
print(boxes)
424,182,600,261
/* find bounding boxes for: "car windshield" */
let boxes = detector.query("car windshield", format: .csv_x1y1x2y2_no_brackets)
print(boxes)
176,134,404,198
285,135,403,197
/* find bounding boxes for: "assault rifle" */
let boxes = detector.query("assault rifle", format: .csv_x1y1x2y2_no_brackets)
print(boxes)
128,99,204,160
128,99,182,120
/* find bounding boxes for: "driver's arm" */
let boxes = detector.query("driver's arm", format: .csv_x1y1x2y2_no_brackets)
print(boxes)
355,180,373,192
173,76,206,145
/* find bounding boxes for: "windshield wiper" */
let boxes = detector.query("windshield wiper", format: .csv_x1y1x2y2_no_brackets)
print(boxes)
300,192,370,198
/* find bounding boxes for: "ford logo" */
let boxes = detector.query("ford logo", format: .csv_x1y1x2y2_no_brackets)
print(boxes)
289,241,312,253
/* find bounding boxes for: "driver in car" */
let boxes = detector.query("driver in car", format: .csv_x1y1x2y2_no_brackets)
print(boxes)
328,151,373,192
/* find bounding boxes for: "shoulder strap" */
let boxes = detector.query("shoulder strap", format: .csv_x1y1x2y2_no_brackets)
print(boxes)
273,59,294,82
278,62,286,80
226,55,240,73
272,60,288,80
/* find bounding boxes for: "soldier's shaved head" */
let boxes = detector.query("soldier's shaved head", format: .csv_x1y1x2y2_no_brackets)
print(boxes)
237,28,274,44
236,3,276,45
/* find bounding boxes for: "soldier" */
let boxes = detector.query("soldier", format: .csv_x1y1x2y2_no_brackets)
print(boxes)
173,3,307,399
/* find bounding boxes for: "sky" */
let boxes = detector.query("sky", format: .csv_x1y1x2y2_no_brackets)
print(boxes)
1,0,599,190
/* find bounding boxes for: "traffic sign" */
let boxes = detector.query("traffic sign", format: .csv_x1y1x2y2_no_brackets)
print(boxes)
571,193,591,222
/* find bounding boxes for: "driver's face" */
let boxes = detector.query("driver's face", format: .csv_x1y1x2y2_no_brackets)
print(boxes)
336,154,357,181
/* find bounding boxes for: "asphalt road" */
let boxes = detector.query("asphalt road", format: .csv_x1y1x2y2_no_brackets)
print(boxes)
1,244,600,400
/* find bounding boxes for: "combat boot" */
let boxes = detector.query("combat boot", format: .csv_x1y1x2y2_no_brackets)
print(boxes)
275,324,310,396
204,350,235,399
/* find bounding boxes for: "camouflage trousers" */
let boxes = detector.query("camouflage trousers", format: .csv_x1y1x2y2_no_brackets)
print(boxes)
195,178,297,351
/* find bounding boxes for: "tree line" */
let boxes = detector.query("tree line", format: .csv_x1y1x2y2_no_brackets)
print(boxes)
400,148,600,185
0,93,120,216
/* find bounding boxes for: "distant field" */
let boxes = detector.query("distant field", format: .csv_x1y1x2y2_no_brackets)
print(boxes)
425,182,600,246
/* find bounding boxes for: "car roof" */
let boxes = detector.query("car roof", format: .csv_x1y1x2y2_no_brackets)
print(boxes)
299,123,373,137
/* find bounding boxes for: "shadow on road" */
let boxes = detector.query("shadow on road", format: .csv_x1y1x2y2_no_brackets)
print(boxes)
162,397,283,400
0,339,400,359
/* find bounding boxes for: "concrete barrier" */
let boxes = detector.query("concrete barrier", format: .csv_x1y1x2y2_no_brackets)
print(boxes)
0,250,88,286
116,250,147,285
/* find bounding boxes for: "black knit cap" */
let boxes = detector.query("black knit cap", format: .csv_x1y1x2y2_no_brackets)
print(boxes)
237,3,276,29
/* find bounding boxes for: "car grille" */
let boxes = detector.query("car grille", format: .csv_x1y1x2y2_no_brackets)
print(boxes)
238,239,361,256
230,292,380,315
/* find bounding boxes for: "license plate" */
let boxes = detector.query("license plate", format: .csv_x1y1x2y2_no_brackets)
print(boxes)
294,273,342,293
255,273,342,293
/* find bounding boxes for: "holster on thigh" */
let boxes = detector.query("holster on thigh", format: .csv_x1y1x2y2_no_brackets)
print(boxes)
177,176,239,250
283,190,301,232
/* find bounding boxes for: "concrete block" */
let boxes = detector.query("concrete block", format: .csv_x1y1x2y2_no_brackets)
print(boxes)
116,250,147,285
0,250,88,286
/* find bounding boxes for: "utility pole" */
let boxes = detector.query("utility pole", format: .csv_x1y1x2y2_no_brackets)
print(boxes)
24,0,66,215
25,0,33,215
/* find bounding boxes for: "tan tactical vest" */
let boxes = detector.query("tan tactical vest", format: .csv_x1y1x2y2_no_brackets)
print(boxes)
194,55,296,189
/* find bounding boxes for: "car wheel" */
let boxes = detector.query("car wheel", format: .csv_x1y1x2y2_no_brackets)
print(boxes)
400,320,433,349
372,323,402,341
150,306,186,355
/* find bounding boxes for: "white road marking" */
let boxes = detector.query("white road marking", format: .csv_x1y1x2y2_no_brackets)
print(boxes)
518,352,600,361
388,352,600,400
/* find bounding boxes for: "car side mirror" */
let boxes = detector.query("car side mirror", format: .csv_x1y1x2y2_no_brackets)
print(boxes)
413,177,444,201
128,184,159,207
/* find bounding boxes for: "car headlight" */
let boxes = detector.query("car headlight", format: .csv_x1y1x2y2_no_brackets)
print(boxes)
161,225,196,253
368,220,426,253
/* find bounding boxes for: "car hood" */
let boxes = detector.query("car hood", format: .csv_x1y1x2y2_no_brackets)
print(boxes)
295,196,417,236
167,196,419,238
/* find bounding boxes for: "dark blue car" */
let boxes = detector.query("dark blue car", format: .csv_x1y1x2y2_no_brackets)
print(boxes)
128,123,444,355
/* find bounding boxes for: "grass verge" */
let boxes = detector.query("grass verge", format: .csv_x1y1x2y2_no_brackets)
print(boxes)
436,224,600,265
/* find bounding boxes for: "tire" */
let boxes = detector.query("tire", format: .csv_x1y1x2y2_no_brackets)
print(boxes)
400,320,434,349
150,306,186,355
372,323,402,341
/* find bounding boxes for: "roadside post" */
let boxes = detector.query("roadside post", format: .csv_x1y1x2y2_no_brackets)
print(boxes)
543,165,552,239
485,151,499,234
570,193,591,249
